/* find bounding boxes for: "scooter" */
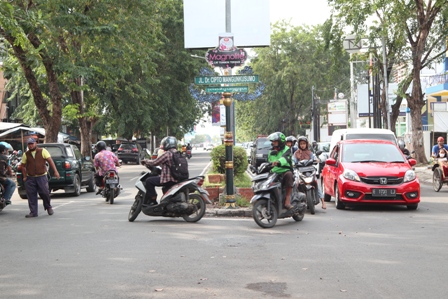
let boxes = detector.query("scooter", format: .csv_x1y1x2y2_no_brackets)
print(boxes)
128,166,211,222
0,185,6,212
186,149,192,159
294,158,320,215
250,162,306,229
97,170,121,204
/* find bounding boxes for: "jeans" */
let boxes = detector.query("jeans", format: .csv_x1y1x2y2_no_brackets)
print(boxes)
2,178,16,201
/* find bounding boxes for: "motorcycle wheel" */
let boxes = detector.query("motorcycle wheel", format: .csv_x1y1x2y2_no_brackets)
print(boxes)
252,199,278,228
306,190,315,215
108,188,115,204
182,194,206,222
128,191,143,222
292,208,304,222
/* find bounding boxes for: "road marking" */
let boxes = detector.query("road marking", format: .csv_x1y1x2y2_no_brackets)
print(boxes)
53,201,77,209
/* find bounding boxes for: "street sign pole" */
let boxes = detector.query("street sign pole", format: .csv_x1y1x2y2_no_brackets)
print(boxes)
222,92,235,208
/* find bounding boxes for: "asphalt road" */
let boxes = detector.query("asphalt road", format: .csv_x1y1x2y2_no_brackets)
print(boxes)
1,151,448,299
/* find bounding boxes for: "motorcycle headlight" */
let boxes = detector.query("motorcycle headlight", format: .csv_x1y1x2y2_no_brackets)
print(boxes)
342,169,360,182
303,176,314,184
403,169,416,182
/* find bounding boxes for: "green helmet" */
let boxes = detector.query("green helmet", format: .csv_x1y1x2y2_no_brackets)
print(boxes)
268,132,286,149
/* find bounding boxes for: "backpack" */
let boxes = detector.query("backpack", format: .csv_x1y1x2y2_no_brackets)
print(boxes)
170,151,189,181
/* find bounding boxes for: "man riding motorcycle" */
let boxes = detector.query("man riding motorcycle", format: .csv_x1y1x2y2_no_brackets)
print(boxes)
141,136,179,206
93,141,120,194
267,132,294,210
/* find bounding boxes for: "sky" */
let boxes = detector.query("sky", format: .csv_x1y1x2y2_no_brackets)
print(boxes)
270,0,332,27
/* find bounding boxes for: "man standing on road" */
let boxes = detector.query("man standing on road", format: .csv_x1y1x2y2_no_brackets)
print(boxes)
21,138,60,218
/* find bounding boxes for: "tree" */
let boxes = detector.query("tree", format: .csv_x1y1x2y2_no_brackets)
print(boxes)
245,21,349,138
329,0,448,163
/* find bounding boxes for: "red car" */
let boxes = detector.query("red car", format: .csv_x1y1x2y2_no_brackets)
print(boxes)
321,139,420,210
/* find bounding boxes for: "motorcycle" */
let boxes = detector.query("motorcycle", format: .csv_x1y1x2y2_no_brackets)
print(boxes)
128,166,211,222
186,149,192,159
97,170,121,204
294,158,320,215
250,162,306,228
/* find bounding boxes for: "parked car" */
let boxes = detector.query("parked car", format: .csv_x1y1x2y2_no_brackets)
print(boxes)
321,139,420,210
16,143,96,199
204,144,215,151
250,137,271,172
117,142,145,164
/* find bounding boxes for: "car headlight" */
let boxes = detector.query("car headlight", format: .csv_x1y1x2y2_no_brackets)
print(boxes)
403,169,416,182
342,169,360,182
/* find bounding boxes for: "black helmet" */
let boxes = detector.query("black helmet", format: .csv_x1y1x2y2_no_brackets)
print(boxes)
95,141,107,152
285,135,297,145
297,135,309,148
268,132,286,150
162,136,178,150
398,139,405,150
0,144,6,153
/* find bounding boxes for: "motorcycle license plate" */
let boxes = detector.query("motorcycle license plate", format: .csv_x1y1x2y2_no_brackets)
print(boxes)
372,188,396,197
106,179,118,184
298,166,314,172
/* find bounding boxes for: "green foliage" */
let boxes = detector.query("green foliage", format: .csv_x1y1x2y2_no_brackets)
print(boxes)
244,21,350,138
210,144,248,176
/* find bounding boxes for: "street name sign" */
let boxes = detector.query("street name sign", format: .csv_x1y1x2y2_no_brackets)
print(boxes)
206,86,248,93
195,75,259,85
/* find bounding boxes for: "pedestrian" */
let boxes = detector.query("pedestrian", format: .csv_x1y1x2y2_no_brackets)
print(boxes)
21,137,60,218
0,144,16,206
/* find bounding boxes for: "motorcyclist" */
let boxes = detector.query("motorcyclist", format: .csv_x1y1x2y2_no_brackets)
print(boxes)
141,136,179,206
0,144,16,206
186,143,192,151
267,132,294,210
293,136,326,209
93,141,120,194
285,136,298,154
398,140,410,156
432,136,448,158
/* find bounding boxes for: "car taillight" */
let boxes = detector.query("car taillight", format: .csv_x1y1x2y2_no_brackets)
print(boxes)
132,148,138,153
64,161,71,169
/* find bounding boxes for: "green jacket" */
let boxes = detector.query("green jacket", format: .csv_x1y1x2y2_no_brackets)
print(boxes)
268,145,292,174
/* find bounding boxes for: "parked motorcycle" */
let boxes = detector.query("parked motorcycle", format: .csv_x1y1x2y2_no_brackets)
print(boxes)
128,166,211,222
97,170,121,204
250,162,306,228
295,158,320,215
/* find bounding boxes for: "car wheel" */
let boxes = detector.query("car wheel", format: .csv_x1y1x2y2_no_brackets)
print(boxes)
19,193,27,199
71,174,81,196
334,183,345,210
86,172,96,192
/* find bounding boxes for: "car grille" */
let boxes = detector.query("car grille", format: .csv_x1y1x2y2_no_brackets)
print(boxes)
360,176,403,185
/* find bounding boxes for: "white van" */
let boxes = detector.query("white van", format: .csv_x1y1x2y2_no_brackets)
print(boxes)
329,128,397,154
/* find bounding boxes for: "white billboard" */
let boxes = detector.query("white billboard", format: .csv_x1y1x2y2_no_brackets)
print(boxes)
183,0,270,49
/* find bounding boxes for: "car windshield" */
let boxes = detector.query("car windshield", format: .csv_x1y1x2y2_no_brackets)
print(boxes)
345,133,396,144
317,142,330,152
40,146,65,157
257,138,271,149
342,143,405,163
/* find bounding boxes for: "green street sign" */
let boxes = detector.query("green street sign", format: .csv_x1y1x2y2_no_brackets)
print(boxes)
205,86,248,93
195,75,259,85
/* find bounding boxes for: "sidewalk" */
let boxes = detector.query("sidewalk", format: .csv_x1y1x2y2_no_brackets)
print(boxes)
204,165,434,218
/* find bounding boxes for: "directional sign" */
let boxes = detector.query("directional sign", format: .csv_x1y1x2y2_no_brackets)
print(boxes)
195,75,259,85
206,86,248,93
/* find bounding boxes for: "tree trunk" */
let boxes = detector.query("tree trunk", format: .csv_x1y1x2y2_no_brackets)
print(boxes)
408,67,427,164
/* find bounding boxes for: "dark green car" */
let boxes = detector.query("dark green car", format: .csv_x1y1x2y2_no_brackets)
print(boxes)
16,143,96,199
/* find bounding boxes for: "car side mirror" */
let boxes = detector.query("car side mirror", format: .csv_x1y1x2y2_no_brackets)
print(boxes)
408,158,417,166
325,158,336,166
